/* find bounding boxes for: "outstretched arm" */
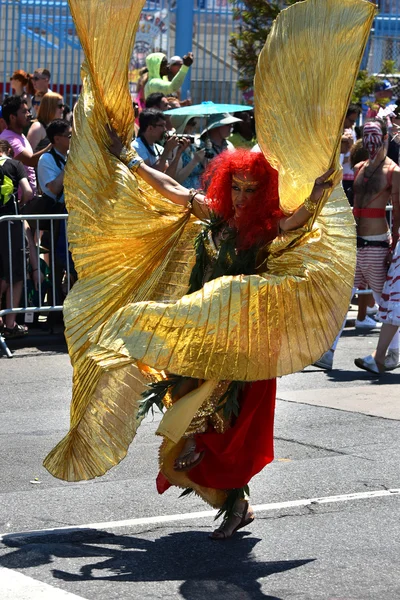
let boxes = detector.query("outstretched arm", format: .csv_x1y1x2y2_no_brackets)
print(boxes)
108,127,209,220
279,168,334,232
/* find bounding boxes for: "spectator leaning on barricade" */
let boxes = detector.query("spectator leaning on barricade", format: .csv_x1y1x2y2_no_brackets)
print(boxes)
0,95,51,195
31,68,51,118
0,139,34,339
132,109,183,177
27,91,65,152
144,52,193,99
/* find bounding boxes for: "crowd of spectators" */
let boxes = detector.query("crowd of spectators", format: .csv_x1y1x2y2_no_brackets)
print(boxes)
1,56,399,374
0,67,72,340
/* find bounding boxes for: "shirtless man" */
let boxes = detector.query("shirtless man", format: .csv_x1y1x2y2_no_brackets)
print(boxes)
314,117,400,371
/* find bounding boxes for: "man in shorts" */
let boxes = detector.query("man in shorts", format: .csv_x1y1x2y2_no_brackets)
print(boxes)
315,118,400,370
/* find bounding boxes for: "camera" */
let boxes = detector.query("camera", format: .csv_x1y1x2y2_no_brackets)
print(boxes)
175,134,195,143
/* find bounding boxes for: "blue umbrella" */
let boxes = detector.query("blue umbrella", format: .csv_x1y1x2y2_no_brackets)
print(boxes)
164,101,253,117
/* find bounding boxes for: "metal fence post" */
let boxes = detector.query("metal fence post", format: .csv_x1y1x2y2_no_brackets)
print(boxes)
174,0,194,101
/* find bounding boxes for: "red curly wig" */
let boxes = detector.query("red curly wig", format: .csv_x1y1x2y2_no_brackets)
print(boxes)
202,148,283,249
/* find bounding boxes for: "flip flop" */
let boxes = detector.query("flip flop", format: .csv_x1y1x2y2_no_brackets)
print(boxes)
354,354,384,375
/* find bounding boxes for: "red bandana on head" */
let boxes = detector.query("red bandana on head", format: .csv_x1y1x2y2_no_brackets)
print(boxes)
363,121,384,160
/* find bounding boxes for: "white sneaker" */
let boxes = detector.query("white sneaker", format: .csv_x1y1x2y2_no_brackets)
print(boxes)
354,354,382,375
366,303,379,316
313,349,334,370
384,349,400,371
355,316,382,330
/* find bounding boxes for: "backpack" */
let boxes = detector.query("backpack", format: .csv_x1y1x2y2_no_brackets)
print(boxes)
0,157,15,207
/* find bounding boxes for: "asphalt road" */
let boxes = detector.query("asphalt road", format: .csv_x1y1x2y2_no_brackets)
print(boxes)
0,325,399,600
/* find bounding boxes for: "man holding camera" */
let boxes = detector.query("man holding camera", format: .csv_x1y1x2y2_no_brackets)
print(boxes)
132,109,186,178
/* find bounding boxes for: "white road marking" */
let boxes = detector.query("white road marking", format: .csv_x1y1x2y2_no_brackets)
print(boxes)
0,567,85,599
0,488,398,543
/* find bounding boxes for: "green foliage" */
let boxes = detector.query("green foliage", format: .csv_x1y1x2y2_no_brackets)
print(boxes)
381,59,396,76
351,70,378,104
229,0,297,91
351,60,397,106
216,381,246,419
137,376,185,419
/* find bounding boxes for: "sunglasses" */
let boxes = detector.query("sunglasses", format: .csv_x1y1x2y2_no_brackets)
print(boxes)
57,103,65,109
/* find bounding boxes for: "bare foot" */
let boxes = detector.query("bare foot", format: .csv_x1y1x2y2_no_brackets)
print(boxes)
174,437,204,471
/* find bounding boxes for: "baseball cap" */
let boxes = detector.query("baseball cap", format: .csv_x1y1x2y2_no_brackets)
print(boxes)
374,79,393,93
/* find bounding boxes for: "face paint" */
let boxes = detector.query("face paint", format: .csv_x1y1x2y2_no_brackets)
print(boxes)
363,122,384,160
231,173,260,217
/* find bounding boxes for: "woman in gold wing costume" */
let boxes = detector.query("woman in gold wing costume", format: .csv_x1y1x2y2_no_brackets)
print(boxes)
43,0,375,538
106,139,333,538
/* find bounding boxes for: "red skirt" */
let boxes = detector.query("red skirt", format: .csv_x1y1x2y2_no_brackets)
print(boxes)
157,378,276,493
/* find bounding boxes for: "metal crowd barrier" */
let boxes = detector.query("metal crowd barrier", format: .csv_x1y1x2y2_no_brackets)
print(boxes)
0,213,71,358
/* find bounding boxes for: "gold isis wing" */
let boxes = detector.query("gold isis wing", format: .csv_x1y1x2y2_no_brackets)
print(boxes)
44,0,375,483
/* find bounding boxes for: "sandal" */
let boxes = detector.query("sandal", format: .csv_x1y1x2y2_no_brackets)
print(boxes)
174,438,205,472
209,499,255,540
2,324,28,339
354,354,385,375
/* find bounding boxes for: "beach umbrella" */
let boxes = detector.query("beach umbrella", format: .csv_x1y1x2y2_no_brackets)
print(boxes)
164,101,253,117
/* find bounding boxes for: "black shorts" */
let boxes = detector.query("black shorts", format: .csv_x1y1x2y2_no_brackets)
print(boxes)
0,203,24,283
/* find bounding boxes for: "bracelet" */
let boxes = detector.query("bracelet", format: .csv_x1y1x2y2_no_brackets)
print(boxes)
119,145,137,166
303,196,318,213
127,157,144,172
187,188,200,211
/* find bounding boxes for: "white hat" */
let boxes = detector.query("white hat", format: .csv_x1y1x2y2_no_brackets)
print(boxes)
200,112,242,137
169,55,183,65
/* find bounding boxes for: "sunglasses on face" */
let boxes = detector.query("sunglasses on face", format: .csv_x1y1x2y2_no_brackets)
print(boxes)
57,103,65,109
33,76,47,81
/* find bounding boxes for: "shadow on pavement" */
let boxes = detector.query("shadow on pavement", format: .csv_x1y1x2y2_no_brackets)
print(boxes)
0,528,314,599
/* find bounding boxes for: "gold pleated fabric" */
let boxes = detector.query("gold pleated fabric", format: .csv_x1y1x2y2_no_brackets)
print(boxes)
44,0,374,484
255,0,376,214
